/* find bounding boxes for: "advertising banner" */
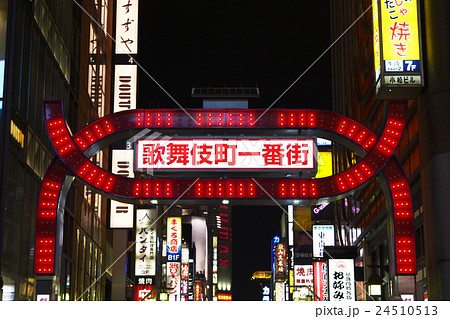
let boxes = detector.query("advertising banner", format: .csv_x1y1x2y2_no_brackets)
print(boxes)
135,209,157,276
136,138,316,170
167,217,182,262
115,0,139,54
313,225,335,258
328,259,355,301
314,261,329,301
294,265,313,288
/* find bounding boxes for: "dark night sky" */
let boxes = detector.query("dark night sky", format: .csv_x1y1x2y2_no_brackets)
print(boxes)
137,1,331,301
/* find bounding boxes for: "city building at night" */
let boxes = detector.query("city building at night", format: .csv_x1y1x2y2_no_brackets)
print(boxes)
0,0,448,304
0,0,114,300
330,0,450,300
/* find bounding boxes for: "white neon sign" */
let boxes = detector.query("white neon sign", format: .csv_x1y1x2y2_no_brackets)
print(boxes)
136,138,316,170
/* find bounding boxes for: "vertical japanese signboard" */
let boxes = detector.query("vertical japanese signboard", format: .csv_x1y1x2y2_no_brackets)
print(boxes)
167,261,181,300
313,225,335,258
135,209,157,276
275,243,287,279
373,0,423,98
167,217,181,300
115,0,138,54
294,265,313,289
167,217,181,262
328,259,355,301
218,205,232,295
109,150,134,228
113,64,137,112
314,261,329,301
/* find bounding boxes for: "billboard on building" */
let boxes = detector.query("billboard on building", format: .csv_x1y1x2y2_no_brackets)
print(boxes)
294,265,313,289
109,150,134,228
135,209,157,276
115,0,139,54
328,259,355,301
167,217,181,262
314,261,329,301
217,205,232,293
135,138,316,170
113,64,137,112
373,0,423,98
313,225,335,258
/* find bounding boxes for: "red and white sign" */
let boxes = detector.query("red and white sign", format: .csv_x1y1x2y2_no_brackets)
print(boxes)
134,285,155,301
294,265,313,288
275,243,287,276
167,261,180,299
314,261,329,301
136,138,316,170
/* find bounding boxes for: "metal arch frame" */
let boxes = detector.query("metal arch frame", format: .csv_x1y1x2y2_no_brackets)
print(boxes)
34,100,416,277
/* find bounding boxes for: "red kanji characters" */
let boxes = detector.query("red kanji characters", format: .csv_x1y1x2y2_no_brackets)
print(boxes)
286,143,309,165
390,21,411,41
262,144,284,165
191,144,213,165
167,143,189,165
215,144,237,165
142,143,165,165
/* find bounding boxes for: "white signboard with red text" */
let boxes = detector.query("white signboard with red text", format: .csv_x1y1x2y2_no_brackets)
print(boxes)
328,259,355,301
314,261,329,301
136,138,316,170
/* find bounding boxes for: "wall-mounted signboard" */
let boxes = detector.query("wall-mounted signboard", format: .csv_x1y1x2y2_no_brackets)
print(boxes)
373,0,423,99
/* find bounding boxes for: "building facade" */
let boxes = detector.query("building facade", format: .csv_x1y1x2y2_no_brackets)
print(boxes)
330,0,449,300
0,0,114,300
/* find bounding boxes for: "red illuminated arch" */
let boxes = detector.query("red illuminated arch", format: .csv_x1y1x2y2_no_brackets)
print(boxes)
35,100,415,275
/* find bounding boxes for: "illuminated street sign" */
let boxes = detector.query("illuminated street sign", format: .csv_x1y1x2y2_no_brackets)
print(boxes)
135,138,316,170
328,259,355,301
36,101,416,276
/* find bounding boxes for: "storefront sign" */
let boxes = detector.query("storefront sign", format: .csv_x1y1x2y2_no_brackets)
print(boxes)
135,209,157,276
294,265,313,288
373,0,423,98
134,285,155,301
167,261,181,299
314,261,329,301
313,225,335,258
328,259,355,301
113,64,137,112
115,0,138,54
109,150,134,228
275,243,287,277
275,282,285,301
167,217,181,261
135,138,316,170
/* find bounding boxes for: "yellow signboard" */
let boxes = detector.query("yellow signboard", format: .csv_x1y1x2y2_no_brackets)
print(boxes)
380,0,420,61
314,152,332,179
372,0,381,81
373,0,423,98
294,206,313,231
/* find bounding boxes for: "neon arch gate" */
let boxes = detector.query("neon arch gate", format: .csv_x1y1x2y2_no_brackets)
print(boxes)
34,100,416,280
